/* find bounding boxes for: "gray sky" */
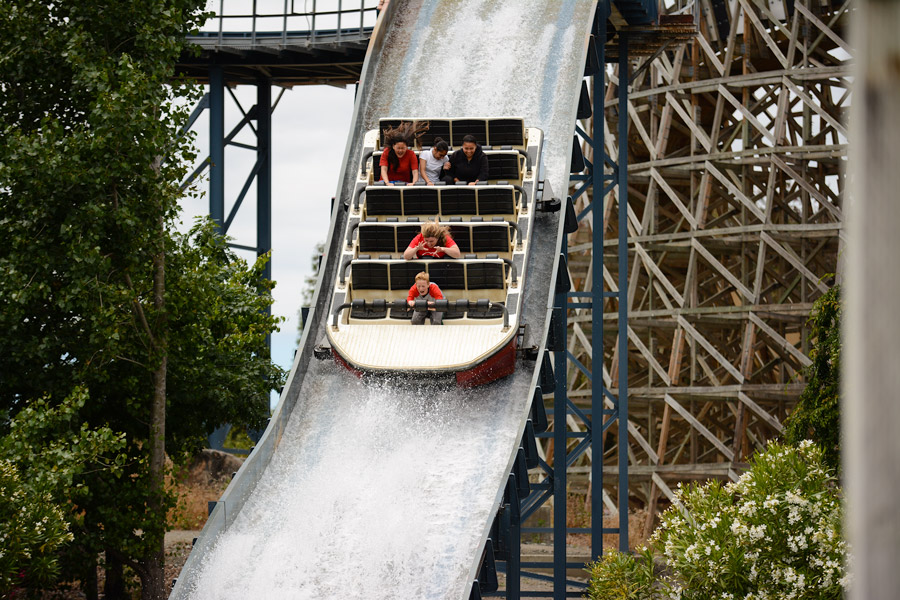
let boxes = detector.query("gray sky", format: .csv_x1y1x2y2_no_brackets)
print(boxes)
179,84,357,378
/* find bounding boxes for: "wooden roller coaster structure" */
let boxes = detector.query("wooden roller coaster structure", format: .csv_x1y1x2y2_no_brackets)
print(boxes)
562,0,849,535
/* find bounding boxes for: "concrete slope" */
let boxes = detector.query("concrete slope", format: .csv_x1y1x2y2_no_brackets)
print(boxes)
170,1,595,598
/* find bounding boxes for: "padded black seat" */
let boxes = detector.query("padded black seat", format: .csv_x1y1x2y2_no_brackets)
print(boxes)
472,225,510,253
452,119,488,145
403,187,439,215
478,187,516,214
428,262,466,290
379,119,451,148
466,262,506,289
441,187,478,215
389,262,422,291
396,224,420,249
377,118,525,149
356,222,513,256
350,262,389,290
366,187,403,216
486,153,521,180
448,225,472,253
358,225,396,253
488,119,526,146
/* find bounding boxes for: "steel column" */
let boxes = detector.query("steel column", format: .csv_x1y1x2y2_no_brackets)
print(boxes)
591,10,607,564
257,79,272,283
553,263,568,597
209,65,225,230
615,33,630,552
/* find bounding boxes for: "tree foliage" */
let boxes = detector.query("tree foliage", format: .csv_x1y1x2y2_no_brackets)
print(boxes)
0,2,284,597
165,219,285,456
785,285,842,473
0,388,125,596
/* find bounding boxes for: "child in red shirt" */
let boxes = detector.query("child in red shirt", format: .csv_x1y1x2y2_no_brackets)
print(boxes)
407,271,443,325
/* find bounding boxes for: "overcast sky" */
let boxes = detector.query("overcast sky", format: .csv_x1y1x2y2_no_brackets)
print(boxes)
179,84,357,379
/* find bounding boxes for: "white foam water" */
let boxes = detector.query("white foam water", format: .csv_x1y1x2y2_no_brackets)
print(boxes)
185,363,525,599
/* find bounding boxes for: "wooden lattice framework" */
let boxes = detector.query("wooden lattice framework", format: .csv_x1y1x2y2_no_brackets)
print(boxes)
558,0,850,534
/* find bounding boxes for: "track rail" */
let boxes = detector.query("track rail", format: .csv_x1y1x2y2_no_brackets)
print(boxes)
170,2,595,598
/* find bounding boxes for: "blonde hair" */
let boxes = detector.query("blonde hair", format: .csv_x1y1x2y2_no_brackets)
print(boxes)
415,271,430,283
420,220,450,246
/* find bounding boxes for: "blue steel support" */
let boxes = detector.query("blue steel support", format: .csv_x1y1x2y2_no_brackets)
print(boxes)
616,34,630,553
257,79,272,284
209,65,225,230
508,474,521,599
553,259,568,598
591,9,607,564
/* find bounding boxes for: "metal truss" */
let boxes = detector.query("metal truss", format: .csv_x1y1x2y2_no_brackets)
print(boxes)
564,0,849,541
181,74,277,282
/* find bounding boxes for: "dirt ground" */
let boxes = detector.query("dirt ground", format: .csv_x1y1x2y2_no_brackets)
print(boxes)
164,530,203,591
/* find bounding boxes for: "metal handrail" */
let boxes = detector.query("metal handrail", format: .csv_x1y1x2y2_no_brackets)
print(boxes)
332,298,510,329
512,184,528,211
203,0,379,46
340,256,517,287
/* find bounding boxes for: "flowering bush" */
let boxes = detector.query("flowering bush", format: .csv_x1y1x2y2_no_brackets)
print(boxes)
586,441,850,599
0,389,126,595
0,460,74,595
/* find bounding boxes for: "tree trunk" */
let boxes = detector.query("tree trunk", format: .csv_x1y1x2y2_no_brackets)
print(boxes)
83,552,99,600
104,550,126,600
143,214,168,600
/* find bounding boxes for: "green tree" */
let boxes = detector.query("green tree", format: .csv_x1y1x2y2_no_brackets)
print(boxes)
0,389,126,596
785,285,842,473
0,3,283,598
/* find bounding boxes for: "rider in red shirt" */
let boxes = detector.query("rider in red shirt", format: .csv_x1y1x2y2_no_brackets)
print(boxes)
407,271,444,325
403,221,461,259
380,137,420,185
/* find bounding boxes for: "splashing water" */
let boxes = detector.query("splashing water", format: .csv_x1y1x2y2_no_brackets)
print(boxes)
185,362,527,600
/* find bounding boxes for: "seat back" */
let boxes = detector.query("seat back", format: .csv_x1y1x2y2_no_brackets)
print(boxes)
349,258,510,308
361,185,518,221
356,222,514,257
378,117,525,148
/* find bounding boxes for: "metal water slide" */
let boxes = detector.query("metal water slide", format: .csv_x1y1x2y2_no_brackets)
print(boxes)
170,2,597,598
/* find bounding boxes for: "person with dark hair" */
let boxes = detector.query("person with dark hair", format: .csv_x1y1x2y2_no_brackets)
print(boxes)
407,271,444,325
403,219,460,259
419,138,450,185
379,121,428,185
442,134,489,185
379,134,419,185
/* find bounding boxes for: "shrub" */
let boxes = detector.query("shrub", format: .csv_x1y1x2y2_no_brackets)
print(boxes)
586,547,657,600
0,460,74,595
655,441,849,599
0,389,126,595
785,285,842,474
586,441,850,599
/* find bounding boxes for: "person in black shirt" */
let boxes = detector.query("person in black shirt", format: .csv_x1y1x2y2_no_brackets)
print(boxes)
442,134,489,185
